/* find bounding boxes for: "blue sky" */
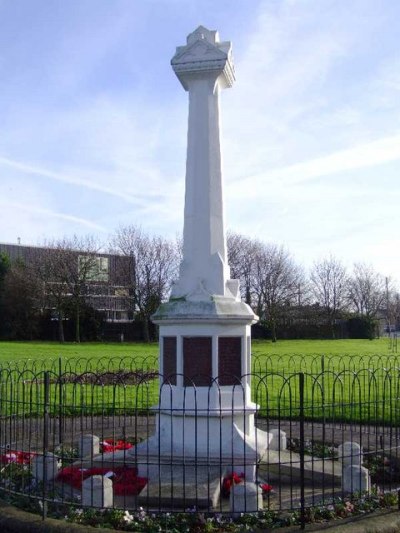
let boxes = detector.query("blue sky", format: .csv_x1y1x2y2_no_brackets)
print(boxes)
0,0,399,279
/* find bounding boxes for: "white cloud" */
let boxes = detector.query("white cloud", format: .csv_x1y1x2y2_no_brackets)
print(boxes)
237,133,400,195
0,200,106,232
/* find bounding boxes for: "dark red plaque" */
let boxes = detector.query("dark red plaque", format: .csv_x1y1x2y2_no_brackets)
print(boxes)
218,337,242,385
163,336,177,385
183,337,212,386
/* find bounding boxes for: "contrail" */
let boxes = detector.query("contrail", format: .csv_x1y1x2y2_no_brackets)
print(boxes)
0,155,149,206
0,200,107,232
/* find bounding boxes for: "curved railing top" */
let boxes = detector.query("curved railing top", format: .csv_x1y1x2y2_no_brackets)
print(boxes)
0,354,159,374
1,352,399,376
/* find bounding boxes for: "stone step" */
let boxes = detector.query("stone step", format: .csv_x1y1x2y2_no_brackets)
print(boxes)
260,450,342,485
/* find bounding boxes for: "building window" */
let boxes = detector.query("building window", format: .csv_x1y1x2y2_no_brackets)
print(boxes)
79,256,109,282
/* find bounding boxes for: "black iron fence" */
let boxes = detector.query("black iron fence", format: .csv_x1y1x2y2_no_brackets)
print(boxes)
0,355,400,528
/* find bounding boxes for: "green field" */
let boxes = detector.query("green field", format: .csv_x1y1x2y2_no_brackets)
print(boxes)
0,338,398,424
0,337,393,362
0,340,158,362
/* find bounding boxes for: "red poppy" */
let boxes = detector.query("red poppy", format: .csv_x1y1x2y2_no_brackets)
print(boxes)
56,465,147,495
56,466,87,490
100,439,133,453
113,469,147,495
0,450,36,465
261,483,273,494
221,472,245,497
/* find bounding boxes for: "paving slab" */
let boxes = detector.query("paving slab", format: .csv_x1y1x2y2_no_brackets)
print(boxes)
137,465,222,509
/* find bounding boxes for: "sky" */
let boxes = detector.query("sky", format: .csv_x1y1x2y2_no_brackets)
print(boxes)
0,0,399,281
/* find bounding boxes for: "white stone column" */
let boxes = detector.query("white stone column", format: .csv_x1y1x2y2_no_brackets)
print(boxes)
170,25,236,301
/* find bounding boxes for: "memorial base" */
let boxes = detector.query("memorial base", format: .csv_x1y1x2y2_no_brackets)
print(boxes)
99,408,271,509
107,409,271,482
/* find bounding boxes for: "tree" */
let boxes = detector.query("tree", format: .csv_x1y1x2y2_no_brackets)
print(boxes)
227,234,305,341
34,236,101,342
309,256,348,338
385,278,399,331
227,232,262,307
347,263,386,319
2,259,41,340
253,243,304,342
110,226,178,342
389,292,400,330
0,252,11,337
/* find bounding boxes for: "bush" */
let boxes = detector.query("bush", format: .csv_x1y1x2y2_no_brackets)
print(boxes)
347,316,377,339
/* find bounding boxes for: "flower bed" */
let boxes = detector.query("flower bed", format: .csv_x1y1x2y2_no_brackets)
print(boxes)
56,466,147,496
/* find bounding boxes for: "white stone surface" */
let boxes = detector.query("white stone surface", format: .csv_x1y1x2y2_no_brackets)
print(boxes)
82,476,113,508
169,26,239,302
338,441,363,467
343,465,370,493
133,27,270,491
32,452,59,482
230,482,263,516
269,429,287,451
79,434,100,457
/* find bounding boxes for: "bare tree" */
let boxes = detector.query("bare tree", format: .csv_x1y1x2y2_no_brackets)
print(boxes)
34,236,101,342
253,243,304,342
390,291,400,330
110,226,178,342
347,262,386,319
227,232,262,307
309,256,348,338
384,277,399,331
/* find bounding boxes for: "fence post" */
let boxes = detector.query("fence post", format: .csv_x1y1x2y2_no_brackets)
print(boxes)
42,371,50,520
58,357,63,445
321,355,326,449
299,372,305,530
0,369,2,415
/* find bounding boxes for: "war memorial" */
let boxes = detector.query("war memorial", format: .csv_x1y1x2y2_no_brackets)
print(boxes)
0,26,399,531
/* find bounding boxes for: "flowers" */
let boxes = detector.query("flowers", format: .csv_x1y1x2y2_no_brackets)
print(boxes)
56,466,147,495
56,466,87,490
0,450,35,465
122,510,134,524
113,468,147,496
222,472,245,497
345,501,354,513
260,483,273,495
221,473,274,499
100,439,133,454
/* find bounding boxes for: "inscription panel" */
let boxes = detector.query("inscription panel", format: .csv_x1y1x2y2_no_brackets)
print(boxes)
183,337,212,387
163,336,177,385
218,337,242,385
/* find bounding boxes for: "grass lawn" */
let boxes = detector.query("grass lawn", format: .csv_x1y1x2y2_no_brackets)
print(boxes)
251,337,391,356
0,337,392,363
0,341,159,363
0,338,397,423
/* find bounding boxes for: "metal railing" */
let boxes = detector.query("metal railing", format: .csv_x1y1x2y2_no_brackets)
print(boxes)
0,355,400,528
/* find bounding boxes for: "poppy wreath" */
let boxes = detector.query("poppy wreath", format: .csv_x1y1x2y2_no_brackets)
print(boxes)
260,482,273,495
0,450,36,465
100,439,134,453
221,472,245,497
56,466,147,495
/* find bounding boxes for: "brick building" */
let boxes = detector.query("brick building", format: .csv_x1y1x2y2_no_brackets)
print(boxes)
0,242,134,325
